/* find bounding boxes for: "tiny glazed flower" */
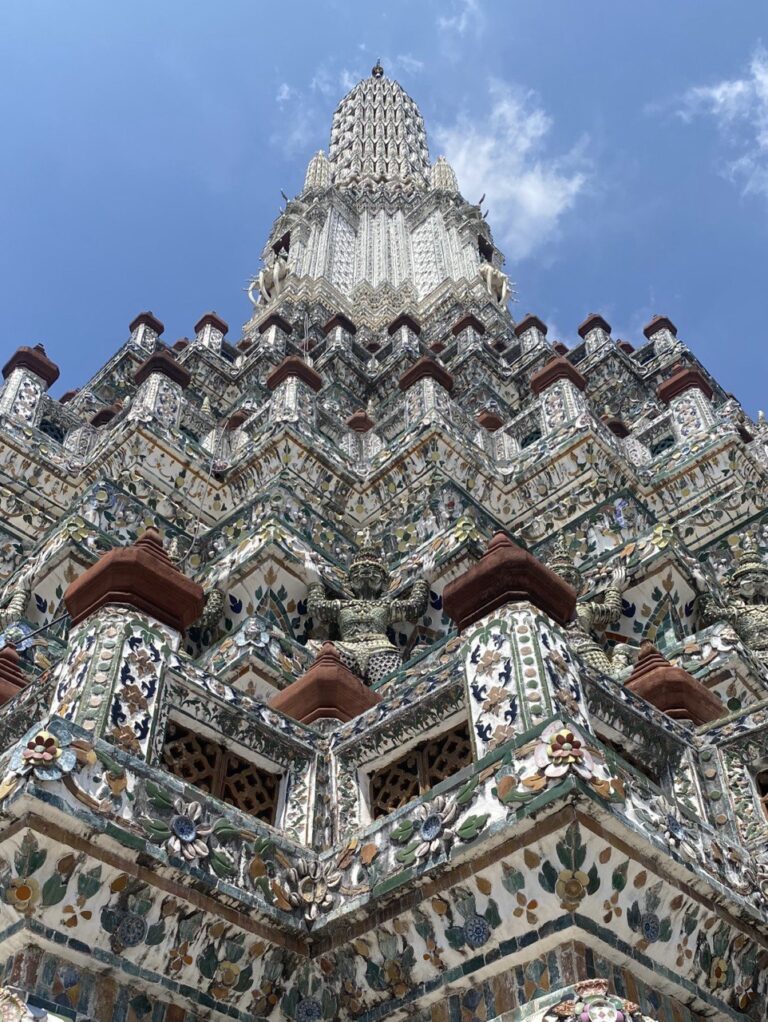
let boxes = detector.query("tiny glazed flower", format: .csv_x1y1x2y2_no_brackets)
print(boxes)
10,720,77,782
709,956,728,989
217,960,241,987
535,723,595,780
6,876,40,915
555,869,590,910
168,942,193,974
482,685,509,714
167,799,212,862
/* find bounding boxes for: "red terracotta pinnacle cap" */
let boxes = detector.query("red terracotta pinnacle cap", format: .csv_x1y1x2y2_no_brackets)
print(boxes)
443,532,577,631
64,527,204,631
322,314,357,336
265,355,323,393
225,409,250,430
657,366,713,404
398,356,454,393
625,641,724,725
2,344,60,387
129,311,164,336
529,355,587,395
643,315,677,340
194,311,229,336
514,314,548,338
0,644,28,705
601,413,630,438
451,314,486,337
269,642,382,724
346,409,375,433
388,314,421,336
59,389,79,404
90,402,121,426
258,313,293,336
552,341,569,355
134,348,191,389
617,340,635,354
578,313,611,339
477,410,504,431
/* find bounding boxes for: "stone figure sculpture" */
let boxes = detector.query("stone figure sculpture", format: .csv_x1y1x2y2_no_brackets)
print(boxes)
693,545,768,666
306,539,430,686
247,254,290,307
549,537,631,678
479,262,510,307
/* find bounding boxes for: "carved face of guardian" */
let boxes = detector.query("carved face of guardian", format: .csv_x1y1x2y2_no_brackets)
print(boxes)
348,562,387,600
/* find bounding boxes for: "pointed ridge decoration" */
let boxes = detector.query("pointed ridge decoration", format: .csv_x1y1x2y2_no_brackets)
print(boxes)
0,645,27,705
625,640,724,725
269,642,381,724
64,527,204,631
443,532,577,632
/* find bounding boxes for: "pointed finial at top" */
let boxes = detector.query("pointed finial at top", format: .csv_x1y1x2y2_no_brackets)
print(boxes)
372,60,384,78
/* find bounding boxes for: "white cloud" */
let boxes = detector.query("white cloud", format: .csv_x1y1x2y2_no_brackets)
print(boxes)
433,81,588,261
438,0,484,37
676,46,768,201
276,83,292,104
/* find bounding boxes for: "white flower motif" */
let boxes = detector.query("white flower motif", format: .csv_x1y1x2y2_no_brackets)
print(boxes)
413,796,458,860
166,799,212,862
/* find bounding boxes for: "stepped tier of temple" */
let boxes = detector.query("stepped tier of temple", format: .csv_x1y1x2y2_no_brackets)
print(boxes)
0,64,765,1022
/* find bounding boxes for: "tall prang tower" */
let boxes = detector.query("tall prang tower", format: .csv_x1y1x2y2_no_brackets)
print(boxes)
0,63,765,1022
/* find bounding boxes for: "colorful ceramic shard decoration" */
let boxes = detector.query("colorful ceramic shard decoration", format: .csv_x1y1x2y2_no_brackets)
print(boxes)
0,62,765,1022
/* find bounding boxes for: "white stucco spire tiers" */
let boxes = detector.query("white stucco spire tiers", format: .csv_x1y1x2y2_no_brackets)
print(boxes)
328,61,431,191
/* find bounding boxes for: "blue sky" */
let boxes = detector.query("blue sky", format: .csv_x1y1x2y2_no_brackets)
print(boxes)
1,1,767,412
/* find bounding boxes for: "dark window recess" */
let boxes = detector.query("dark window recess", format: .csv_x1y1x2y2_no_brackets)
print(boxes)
521,429,542,449
478,235,493,263
598,732,661,787
650,435,675,457
162,719,279,825
273,231,291,257
370,721,473,819
38,419,66,443
756,769,768,822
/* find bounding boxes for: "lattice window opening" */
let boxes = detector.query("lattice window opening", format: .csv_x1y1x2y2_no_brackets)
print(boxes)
161,718,282,826
368,720,474,820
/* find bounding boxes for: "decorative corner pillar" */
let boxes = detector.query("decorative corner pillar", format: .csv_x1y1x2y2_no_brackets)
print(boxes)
54,528,204,757
194,311,228,353
128,311,164,353
625,641,724,725
343,409,382,464
398,356,454,428
644,314,679,358
266,355,322,426
514,313,547,354
451,313,485,354
388,314,421,357
131,349,191,429
257,313,292,360
443,532,587,758
657,365,715,439
578,312,612,354
529,355,587,435
269,642,381,724
0,344,60,425
322,314,356,353
601,411,651,464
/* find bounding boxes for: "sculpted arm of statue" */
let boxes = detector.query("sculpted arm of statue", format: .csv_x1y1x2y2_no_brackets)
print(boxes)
582,564,626,631
388,578,430,624
691,565,731,627
306,581,340,626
